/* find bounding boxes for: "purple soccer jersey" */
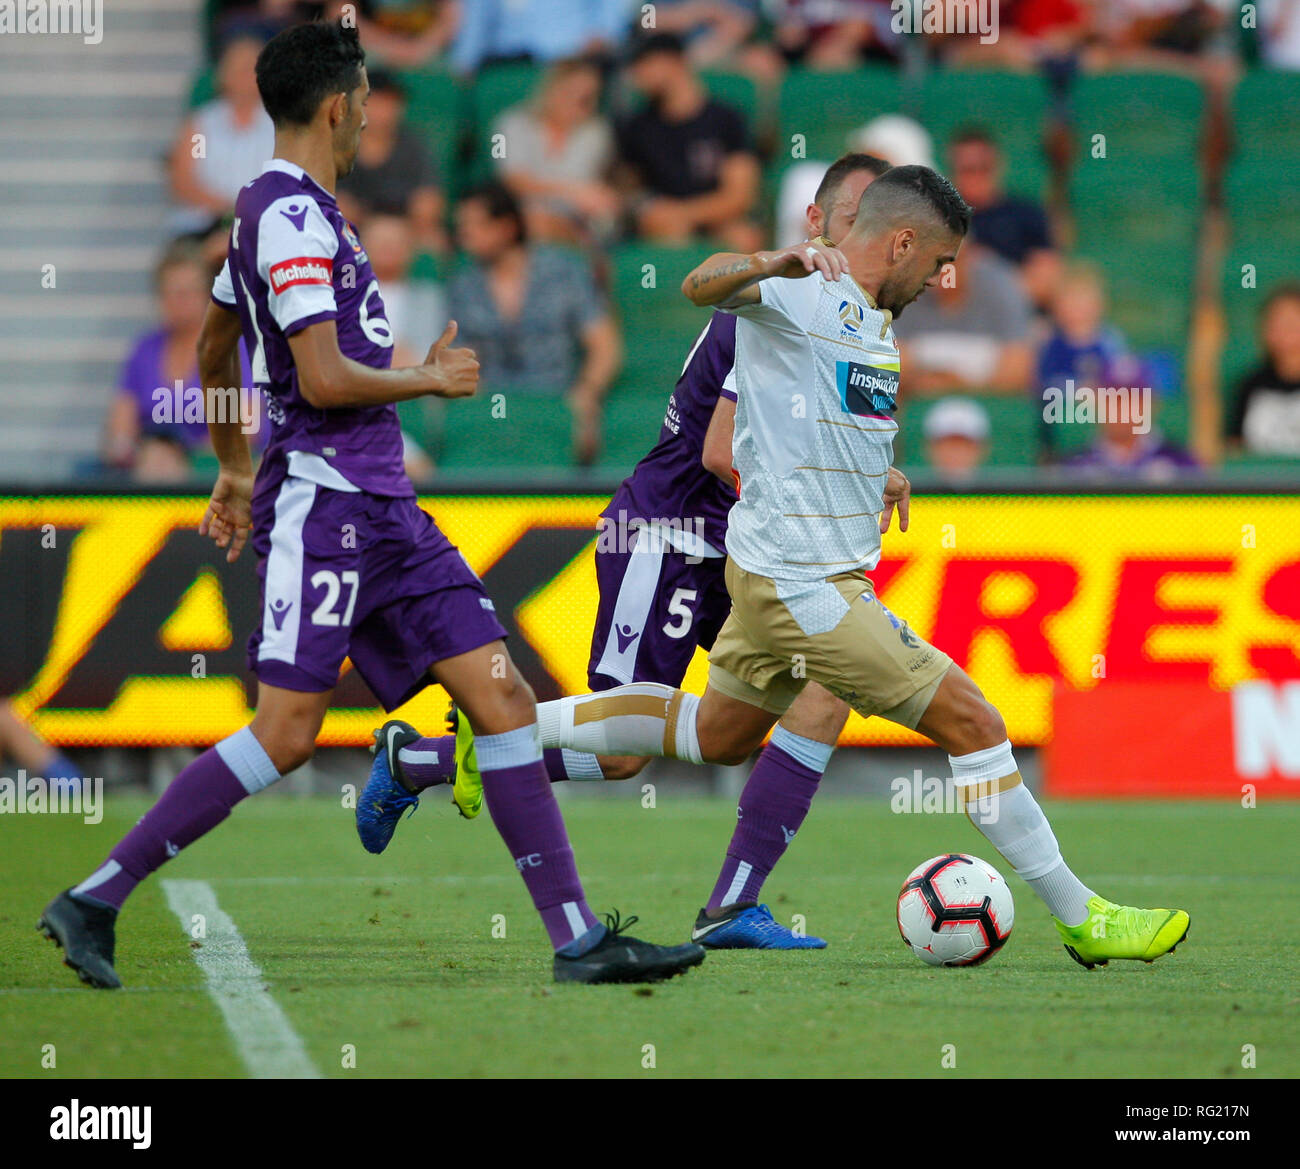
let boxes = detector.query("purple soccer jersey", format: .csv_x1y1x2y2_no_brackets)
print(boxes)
213,158,409,497
588,312,739,689
603,311,738,555
215,159,506,705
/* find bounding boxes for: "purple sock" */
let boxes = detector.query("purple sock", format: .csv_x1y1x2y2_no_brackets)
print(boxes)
479,727,598,950
397,734,456,790
542,746,604,784
706,731,827,912
72,727,279,911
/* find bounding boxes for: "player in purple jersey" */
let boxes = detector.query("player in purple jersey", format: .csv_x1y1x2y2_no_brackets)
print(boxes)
38,20,704,989
360,154,903,951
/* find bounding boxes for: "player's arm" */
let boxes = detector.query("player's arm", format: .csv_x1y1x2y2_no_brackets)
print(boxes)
197,298,254,563
681,239,848,309
701,393,737,487
288,319,478,409
568,314,622,465
676,153,760,232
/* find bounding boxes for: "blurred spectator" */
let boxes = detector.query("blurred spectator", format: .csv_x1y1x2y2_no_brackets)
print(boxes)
1258,0,1300,69
897,245,1035,395
922,397,992,484
648,1,761,66
1093,0,1228,63
1227,283,1300,456
212,0,311,45
949,126,1060,309
364,214,447,367
0,701,81,787
447,183,621,465
939,0,1090,69
320,1,459,69
1063,415,1200,481
617,33,761,250
336,68,447,254
451,0,628,73
169,34,274,233
767,0,899,68
495,58,619,244
775,114,933,247
104,241,254,483
1037,261,1130,454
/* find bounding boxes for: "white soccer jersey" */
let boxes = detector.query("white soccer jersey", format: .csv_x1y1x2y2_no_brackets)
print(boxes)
722,271,900,581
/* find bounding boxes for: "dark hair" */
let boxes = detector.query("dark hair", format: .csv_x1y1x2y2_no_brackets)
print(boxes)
1262,281,1300,318
949,124,999,151
859,164,972,237
814,152,891,209
256,19,365,128
626,31,687,63
459,180,528,246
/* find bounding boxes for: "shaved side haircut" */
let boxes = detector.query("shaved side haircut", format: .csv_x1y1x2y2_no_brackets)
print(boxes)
849,164,972,241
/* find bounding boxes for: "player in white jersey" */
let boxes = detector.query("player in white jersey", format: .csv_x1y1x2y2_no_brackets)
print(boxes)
521,165,1190,969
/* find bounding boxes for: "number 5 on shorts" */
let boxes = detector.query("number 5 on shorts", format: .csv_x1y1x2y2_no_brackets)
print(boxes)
663,588,697,639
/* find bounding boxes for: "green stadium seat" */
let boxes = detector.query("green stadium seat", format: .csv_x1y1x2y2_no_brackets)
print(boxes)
462,63,545,187
919,70,1050,197
1231,69,1300,163
609,242,717,398
776,67,909,167
1225,160,1300,250
1220,249,1289,392
1070,164,1201,248
189,67,215,108
398,68,467,200
433,391,573,472
596,388,671,475
1069,73,1203,167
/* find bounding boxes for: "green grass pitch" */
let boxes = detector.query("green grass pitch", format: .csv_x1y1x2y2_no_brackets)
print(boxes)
2,792,1296,1078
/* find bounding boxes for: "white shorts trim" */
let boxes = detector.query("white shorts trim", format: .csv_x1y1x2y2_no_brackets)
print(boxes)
592,528,668,685
258,476,317,667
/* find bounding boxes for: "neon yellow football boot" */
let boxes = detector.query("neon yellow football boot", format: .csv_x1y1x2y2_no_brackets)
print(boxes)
1054,896,1189,970
446,704,482,820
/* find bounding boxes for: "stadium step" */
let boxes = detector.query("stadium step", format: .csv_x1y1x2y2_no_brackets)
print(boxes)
0,0,204,482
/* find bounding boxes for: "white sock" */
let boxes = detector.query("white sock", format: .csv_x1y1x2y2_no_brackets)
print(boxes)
535,685,703,764
951,741,1094,927
556,749,605,781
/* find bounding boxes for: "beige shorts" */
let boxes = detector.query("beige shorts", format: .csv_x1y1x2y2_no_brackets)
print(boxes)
708,559,952,729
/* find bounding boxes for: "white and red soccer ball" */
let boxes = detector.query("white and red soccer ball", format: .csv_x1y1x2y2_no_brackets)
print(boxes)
896,853,1014,967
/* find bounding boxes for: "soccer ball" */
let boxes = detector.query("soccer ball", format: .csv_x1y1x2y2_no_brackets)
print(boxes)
896,853,1014,967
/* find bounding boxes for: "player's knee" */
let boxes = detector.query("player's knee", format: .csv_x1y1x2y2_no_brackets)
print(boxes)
255,726,316,775
601,755,649,781
953,695,1006,753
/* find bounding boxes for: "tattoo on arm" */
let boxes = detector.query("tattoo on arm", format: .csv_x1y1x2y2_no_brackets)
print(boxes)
689,258,755,291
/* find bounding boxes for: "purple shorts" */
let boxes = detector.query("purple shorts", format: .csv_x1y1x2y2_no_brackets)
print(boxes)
587,526,731,691
247,466,507,710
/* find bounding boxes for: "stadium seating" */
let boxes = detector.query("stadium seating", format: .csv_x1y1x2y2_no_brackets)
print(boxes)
1069,72,1204,168
918,69,1050,197
1231,68,1300,164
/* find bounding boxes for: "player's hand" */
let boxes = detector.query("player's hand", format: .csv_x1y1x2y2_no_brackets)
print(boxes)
424,320,479,399
200,466,254,563
879,466,910,534
760,239,849,283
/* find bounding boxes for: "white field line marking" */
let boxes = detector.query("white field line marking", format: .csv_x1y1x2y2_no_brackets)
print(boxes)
161,879,321,1079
